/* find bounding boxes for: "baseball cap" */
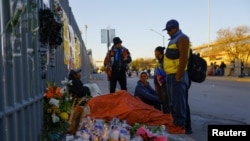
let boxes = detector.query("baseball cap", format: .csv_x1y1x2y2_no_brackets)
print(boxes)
69,68,81,76
162,19,179,31
113,37,122,44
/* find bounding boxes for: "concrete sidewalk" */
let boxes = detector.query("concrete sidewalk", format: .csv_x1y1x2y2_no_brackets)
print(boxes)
206,75,250,82
89,74,249,141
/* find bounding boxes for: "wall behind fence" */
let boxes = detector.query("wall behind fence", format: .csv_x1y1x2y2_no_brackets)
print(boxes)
0,0,90,141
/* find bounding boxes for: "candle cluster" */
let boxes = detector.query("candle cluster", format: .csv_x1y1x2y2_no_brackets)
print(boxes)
68,117,131,141
66,116,170,141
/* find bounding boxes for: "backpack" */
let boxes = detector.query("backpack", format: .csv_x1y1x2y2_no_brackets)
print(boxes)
188,49,207,83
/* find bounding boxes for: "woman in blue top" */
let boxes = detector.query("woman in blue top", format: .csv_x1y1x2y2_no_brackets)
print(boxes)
134,72,161,110
154,46,170,114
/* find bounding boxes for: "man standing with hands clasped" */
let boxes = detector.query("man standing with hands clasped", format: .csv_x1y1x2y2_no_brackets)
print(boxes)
162,19,190,134
104,37,132,93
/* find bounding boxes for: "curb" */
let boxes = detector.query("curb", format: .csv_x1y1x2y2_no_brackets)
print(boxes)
206,76,250,82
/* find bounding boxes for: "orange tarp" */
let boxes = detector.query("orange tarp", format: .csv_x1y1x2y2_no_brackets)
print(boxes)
87,90,173,126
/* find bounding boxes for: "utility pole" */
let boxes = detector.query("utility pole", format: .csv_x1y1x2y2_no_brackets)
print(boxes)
208,0,210,49
85,24,88,47
107,26,110,52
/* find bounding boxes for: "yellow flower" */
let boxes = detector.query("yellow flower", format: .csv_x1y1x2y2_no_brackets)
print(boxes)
60,112,69,120
47,108,52,113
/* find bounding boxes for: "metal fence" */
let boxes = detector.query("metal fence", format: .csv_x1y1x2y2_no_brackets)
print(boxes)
0,0,90,141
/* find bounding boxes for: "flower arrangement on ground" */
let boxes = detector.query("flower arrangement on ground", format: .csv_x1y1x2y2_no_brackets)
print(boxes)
42,78,73,141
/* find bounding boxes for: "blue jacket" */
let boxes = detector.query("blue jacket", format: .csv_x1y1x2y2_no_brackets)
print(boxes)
134,80,159,103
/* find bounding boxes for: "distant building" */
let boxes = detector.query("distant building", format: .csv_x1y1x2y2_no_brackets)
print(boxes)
95,60,104,69
192,38,250,76
93,60,104,73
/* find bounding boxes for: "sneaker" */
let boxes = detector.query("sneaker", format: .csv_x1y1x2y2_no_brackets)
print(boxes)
185,127,193,134
168,125,186,134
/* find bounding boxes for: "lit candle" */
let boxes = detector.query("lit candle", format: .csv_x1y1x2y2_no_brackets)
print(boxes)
102,132,109,141
110,129,120,140
120,137,126,141
82,131,90,140
91,134,98,141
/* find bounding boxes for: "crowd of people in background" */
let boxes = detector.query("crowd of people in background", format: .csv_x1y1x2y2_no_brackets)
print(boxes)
208,60,245,77
208,61,227,76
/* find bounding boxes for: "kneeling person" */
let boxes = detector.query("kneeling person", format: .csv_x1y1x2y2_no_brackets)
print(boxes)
134,72,161,110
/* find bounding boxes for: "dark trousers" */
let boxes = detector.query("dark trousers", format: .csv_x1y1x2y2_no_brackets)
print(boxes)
109,71,127,93
186,79,192,129
157,84,170,114
185,90,191,129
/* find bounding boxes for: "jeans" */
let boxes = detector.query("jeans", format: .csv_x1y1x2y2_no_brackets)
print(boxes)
219,68,225,76
167,71,189,127
213,68,217,76
185,92,191,129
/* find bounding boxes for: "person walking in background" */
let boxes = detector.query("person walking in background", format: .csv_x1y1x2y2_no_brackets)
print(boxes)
213,61,218,76
219,61,226,76
208,62,214,76
136,70,139,77
162,19,190,134
239,61,244,77
154,46,170,114
147,68,151,78
104,37,132,93
228,60,235,76
134,72,161,110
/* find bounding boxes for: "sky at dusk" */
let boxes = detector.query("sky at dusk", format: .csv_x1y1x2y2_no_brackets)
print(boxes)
68,0,250,61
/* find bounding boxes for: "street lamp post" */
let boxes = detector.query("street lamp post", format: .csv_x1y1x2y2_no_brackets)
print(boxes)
85,25,88,47
208,0,210,49
150,29,165,47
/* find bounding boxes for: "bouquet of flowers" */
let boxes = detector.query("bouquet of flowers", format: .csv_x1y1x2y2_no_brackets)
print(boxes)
42,78,73,141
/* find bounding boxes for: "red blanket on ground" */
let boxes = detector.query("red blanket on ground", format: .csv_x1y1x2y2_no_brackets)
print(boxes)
87,90,172,126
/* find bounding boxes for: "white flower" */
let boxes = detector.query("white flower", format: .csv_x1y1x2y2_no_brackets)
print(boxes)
68,80,72,85
51,113,60,123
61,77,72,85
49,98,60,108
60,86,67,94
65,97,69,101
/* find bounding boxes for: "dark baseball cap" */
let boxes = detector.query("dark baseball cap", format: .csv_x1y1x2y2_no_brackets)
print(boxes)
69,68,81,76
162,19,179,31
113,37,122,44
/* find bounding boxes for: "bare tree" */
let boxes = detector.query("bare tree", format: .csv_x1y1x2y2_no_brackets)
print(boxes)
215,25,250,65
131,58,155,71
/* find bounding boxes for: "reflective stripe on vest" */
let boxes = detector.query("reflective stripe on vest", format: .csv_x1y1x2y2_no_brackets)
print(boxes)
163,30,189,74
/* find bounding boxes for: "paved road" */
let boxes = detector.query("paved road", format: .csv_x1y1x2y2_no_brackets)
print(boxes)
90,73,250,141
